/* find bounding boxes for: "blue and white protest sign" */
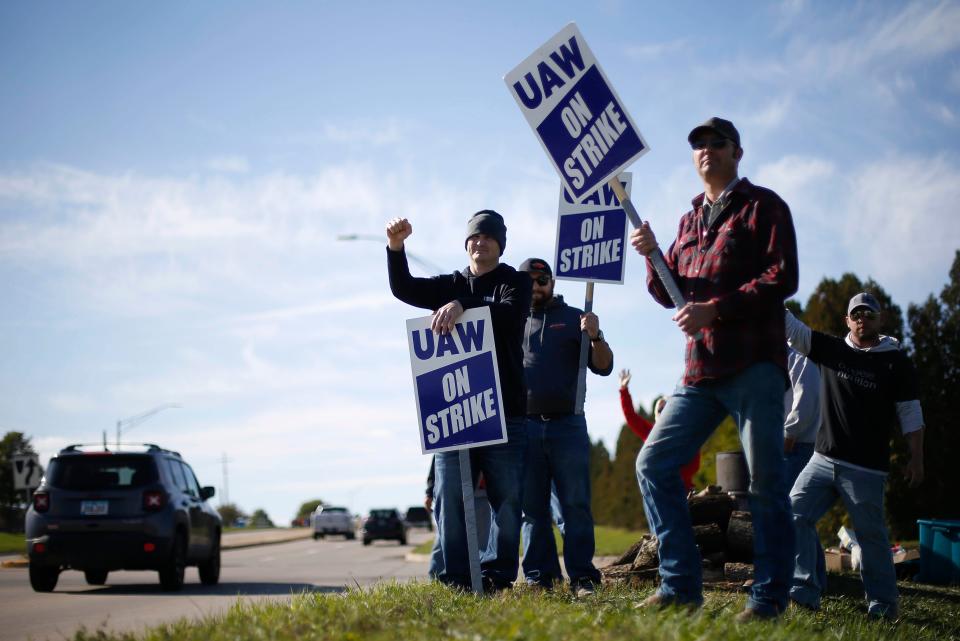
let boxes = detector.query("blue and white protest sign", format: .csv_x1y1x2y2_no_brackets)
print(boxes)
505,23,649,203
554,173,632,284
406,307,507,454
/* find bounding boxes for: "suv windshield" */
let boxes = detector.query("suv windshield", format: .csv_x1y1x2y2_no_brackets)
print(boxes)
369,509,397,519
321,507,348,514
49,455,159,490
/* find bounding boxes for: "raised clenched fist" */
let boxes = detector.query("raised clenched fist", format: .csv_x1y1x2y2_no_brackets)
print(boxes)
386,217,413,251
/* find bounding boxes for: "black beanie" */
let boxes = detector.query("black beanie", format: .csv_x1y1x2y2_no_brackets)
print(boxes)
464,209,507,256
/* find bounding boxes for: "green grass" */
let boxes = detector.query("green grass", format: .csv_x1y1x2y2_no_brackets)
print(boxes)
66,578,960,641
413,524,645,557
0,532,25,555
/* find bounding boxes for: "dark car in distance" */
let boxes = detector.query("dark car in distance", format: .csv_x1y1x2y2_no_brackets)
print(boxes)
25,443,222,592
404,506,433,531
361,508,407,546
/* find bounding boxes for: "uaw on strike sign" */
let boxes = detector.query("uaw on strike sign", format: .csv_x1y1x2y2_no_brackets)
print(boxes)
407,307,506,454
505,23,648,202
555,172,632,284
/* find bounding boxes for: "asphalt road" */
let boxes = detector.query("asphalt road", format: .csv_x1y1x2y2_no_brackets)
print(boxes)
0,530,431,641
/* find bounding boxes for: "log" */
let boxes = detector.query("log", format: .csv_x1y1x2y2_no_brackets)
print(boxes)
611,538,645,567
688,488,736,531
631,535,660,571
693,523,725,556
726,510,754,562
724,562,754,583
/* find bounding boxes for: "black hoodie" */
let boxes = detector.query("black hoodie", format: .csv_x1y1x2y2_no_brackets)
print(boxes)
523,294,613,415
388,247,531,419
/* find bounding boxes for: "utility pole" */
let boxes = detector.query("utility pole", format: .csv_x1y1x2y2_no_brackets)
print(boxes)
220,452,232,505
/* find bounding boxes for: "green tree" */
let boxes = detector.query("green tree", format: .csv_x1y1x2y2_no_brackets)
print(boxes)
588,439,613,525
250,508,274,528
0,432,38,532
295,499,325,521
217,503,247,527
886,251,960,538
691,416,741,490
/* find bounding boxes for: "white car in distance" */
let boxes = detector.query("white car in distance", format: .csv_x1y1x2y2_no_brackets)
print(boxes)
311,506,355,540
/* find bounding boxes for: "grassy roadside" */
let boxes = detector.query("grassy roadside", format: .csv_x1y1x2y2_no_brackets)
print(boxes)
413,524,644,557
67,580,960,641
0,532,25,555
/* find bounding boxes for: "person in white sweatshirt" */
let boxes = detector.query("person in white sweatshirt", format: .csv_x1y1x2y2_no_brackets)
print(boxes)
785,292,924,620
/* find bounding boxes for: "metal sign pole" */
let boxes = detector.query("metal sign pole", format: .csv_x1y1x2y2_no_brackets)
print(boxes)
607,177,701,341
458,449,484,594
573,281,595,415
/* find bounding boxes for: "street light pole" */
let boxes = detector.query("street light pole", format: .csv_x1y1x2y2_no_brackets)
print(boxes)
115,403,181,450
336,233,445,275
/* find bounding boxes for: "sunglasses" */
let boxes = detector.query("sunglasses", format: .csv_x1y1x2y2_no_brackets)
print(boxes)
690,138,730,151
849,310,877,321
530,274,551,286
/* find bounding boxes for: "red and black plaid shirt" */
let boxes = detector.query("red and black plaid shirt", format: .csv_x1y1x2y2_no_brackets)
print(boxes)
647,178,798,386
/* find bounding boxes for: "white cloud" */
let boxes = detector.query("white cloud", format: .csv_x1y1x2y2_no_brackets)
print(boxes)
742,97,795,132
206,155,250,174
925,102,957,126
793,1,960,79
842,154,960,296
622,38,688,61
753,155,835,206
49,394,99,413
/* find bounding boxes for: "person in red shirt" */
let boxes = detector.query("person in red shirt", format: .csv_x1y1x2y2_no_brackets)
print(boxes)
618,369,700,491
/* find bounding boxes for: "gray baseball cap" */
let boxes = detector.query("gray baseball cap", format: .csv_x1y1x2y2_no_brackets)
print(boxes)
848,292,881,314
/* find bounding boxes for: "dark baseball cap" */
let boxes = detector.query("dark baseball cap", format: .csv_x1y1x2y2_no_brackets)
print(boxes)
848,292,881,315
688,117,741,147
518,258,552,276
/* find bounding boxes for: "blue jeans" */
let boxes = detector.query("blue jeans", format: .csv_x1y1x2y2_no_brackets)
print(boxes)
636,361,793,614
429,495,443,578
790,453,898,617
521,414,600,587
430,489,492,580
434,417,527,589
785,442,815,492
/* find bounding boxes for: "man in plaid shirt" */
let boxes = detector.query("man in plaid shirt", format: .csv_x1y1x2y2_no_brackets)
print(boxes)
630,117,799,620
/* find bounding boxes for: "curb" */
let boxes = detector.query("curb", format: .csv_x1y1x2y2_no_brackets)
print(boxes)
1,556,28,568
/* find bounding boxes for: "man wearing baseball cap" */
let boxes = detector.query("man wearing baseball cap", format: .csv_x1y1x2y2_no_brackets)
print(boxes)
385,210,531,592
517,258,613,596
786,293,924,619
630,117,799,619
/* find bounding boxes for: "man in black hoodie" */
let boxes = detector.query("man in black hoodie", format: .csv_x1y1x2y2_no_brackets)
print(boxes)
386,210,531,591
785,293,924,619
518,258,613,596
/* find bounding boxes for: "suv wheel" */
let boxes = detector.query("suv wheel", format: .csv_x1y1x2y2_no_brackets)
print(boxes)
362,537,371,546
29,563,60,592
198,534,221,585
346,531,356,540
84,569,109,585
159,533,187,591
398,534,407,545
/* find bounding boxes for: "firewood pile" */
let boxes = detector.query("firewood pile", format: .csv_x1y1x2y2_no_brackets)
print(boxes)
601,486,756,585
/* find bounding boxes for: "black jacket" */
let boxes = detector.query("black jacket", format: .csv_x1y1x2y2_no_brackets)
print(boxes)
388,247,531,418
523,295,613,415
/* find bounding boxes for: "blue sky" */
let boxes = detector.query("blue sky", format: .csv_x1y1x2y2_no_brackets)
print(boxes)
2,1,958,523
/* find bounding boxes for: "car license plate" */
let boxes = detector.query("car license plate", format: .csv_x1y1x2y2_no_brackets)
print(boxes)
81,500,109,516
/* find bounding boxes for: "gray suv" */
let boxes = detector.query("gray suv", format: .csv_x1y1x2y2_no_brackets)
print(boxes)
25,443,222,592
